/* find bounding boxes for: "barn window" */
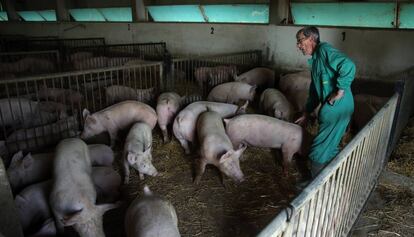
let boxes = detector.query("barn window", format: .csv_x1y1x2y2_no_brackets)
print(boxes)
98,8,132,22
290,2,414,29
146,5,205,22
399,3,414,29
69,8,106,22
291,2,395,28
202,4,269,23
146,4,269,23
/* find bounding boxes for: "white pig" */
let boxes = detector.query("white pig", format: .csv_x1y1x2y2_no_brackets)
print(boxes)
50,138,119,236
7,144,114,193
73,56,109,70
123,122,157,184
234,67,275,88
279,70,311,93
156,92,185,143
105,85,156,104
173,101,248,154
196,111,247,184
37,86,83,105
224,114,311,176
207,82,256,104
259,88,294,122
81,100,157,147
125,185,180,237
16,167,121,236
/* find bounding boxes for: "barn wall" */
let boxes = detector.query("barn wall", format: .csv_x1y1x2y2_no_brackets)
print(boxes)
0,21,413,78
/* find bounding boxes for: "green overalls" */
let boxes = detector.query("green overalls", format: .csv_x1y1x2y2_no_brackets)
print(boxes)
306,42,356,165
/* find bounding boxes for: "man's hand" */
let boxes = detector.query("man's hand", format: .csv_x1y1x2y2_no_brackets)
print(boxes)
295,112,309,127
327,89,344,105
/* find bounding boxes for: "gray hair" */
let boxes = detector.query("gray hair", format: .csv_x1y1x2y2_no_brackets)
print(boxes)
296,26,320,44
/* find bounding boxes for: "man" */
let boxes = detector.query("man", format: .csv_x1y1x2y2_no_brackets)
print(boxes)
294,26,356,177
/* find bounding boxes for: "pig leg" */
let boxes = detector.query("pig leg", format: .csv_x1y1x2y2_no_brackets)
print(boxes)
177,138,191,155
123,159,131,184
194,159,207,185
281,147,295,177
139,172,145,180
160,125,169,143
107,128,119,148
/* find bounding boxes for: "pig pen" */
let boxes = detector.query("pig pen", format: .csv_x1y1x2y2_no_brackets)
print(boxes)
0,50,304,237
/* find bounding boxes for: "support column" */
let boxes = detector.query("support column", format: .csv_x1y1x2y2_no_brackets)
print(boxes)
269,0,290,25
1,0,20,21
132,0,148,22
56,0,70,22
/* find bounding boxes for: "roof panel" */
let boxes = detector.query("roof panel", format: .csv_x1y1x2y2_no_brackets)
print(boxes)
38,10,56,21
0,11,7,21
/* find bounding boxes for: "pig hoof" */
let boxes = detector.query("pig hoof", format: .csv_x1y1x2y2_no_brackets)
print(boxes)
163,137,170,143
124,178,130,185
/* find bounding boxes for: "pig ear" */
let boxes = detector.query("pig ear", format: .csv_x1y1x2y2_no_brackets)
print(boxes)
223,118,230,126
219,150,234,163
127,153,137,164
22,153,34,169
143,185,153,196
238,143,247,152
82,109,90,120
250,85,257,94
9,151,24,168
62,209,84,226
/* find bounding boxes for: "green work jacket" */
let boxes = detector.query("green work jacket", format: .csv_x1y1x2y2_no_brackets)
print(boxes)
305,42,356,113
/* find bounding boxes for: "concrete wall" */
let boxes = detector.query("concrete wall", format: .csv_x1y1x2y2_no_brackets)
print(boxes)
0,21,413,77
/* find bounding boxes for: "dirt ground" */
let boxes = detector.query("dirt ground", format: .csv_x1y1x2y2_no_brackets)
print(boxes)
354,117,414,237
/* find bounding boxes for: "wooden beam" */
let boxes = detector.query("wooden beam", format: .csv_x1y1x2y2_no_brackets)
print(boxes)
132,0,148,22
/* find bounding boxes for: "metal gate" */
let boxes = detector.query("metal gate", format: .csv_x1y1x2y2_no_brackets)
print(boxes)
257,94,398,237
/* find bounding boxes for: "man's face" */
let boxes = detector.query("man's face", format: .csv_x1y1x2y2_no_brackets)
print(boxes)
296,32,316,56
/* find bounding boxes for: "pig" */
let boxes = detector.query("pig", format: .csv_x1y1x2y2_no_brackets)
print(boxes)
38,101,68,119
173,101,248,154
125,185,180,237
224,114,311,176
123,122,157,184
7,144,114,193
69,51,94,63
352,94,388,131
196,111,247,184
50,138,119,236
37,86,83,105
18,57,56,74
15,167,121,236
259,88,294,122
73,56,109,70
81,100,157,147
105,85,156,105
279,70,311,93
234,67,275,88
156,92,185,143
195,65,237,88
207,82,256,104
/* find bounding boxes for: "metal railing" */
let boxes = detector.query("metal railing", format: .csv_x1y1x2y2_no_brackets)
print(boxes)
167,50,262,97
0,62,162,157
257,93,398,237
0,50,60,78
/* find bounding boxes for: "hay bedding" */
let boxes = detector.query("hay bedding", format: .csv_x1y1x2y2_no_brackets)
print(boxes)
357,116,414,237
102,127,302,237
